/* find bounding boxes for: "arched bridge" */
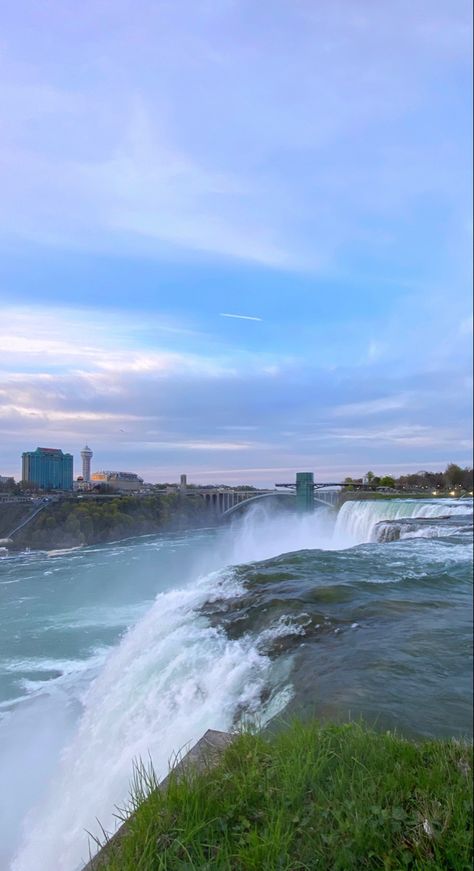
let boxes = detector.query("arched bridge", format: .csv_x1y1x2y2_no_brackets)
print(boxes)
192,475,341,518
221,487,339,518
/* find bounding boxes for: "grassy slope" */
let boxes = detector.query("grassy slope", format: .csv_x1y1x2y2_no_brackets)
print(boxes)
98,721,473,870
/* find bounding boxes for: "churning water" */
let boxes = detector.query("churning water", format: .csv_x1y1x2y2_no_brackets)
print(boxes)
0,498,472,871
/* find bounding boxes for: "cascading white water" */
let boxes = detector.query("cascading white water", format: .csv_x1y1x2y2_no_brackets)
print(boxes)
9,498,472,871
12,567,292,871
334,498,472,547
12,508,335,871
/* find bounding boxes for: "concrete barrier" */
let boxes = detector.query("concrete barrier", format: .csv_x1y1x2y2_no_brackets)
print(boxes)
83,729,234,870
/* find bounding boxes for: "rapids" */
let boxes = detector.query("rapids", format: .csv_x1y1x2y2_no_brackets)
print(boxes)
0,497,472,871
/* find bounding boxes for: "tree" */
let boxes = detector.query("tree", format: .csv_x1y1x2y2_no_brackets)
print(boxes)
19,480,41,493
379,476,395,489
444,464,465,488
365,471,380,489
461,467,473,491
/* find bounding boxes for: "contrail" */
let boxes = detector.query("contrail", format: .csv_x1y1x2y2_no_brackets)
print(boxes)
219,312,262,321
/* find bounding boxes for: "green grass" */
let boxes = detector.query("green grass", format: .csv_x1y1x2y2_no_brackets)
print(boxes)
96,721,473,870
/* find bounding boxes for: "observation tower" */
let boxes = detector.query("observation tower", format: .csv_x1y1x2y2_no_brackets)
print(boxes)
81,445,93,483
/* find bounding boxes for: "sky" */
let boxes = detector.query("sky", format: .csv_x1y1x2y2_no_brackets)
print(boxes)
0,0,472,485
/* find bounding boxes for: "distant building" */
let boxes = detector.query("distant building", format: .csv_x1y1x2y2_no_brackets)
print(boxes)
91,471,144,492
73,477,93,492
0,476,14,485
80,445,93,482
22,447,73,490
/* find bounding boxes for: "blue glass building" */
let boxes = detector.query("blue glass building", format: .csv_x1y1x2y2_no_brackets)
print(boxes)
22,447,74,490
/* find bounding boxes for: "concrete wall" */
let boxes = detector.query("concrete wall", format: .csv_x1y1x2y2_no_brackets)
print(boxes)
83,729,234,870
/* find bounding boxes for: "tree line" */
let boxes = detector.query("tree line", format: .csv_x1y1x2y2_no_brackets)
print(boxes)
344,464,473,492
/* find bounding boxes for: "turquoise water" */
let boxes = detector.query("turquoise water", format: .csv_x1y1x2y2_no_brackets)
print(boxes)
0,498,472,870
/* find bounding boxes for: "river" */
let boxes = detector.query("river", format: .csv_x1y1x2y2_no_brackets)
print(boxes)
0,497,472,870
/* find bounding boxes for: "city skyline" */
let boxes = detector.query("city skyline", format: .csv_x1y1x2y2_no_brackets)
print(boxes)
0,1,472,485
9,445,472,495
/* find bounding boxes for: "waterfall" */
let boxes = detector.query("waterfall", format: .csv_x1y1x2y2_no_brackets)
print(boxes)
334,498,471,547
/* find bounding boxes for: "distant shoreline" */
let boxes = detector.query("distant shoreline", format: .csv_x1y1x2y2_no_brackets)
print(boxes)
1,492,214,553
1,491,471,554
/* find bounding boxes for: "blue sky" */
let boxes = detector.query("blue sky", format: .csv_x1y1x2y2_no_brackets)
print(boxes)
0,0,472,484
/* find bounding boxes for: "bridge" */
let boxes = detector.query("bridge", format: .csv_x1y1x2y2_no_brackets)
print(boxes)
191,473,342,518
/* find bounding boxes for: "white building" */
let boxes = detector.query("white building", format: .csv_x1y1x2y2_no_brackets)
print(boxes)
91,471,144,492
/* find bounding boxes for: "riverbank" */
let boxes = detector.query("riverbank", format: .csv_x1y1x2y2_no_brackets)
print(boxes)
4,490,469,552
8,493,212,550
92,719,473,870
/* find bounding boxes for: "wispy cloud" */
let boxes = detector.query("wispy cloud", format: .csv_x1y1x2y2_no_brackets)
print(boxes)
0,306,237,378
0,406,149,424
135,440,255,452
0,2,470,269
330,395,411,418
219,313,263,321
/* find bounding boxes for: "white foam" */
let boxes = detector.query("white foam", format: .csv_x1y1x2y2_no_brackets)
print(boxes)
2,654,106,676
398,525,469,540
11,569,289,871
334,499,472,547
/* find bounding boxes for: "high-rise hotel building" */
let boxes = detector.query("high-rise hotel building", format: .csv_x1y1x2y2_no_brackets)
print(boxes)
22,447,73,490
